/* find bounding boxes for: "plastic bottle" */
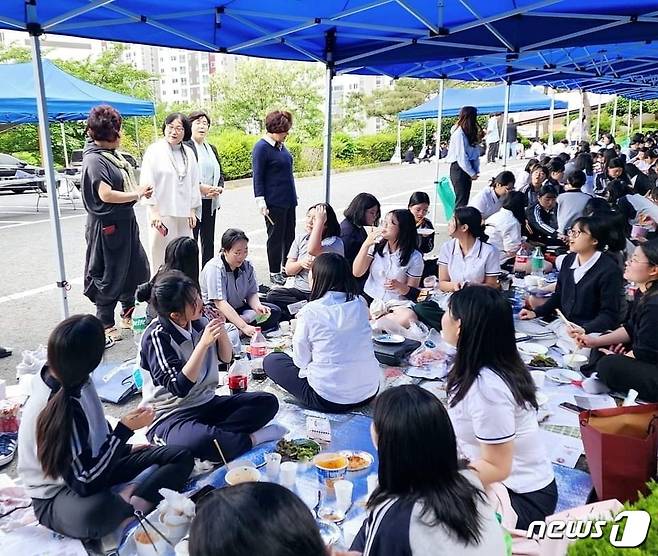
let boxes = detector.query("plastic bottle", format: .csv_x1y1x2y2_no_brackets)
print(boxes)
514,242,529,277
531,246,544,277
132,302,148,348
227,355,249,394
249,328,267,380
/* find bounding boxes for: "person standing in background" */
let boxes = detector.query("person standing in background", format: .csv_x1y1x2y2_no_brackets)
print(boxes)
445,106,481,208
252,110,297,286
485,113,500,164
185,110,224,268
506,118,518,160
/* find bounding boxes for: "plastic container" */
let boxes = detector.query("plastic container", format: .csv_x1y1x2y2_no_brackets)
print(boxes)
227,356,249,394
249,328,267,380
132,302,148,348
514,243,529,277
531,246,544,277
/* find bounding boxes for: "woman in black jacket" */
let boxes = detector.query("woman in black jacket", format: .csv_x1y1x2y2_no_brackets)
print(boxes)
576,241,658,401
520,216,623,333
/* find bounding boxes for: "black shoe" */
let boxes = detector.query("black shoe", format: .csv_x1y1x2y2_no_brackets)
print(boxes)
270,273,286,286
258,284,272,294
0,347,11,359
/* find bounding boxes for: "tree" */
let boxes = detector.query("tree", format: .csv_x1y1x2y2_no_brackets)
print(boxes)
211,59,324,141
359,78,439,126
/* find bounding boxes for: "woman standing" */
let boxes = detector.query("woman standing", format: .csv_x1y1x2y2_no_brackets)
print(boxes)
81,105,152,345
141,113,201,274
444,286,556,530
185,110,224,267
446,106,481,208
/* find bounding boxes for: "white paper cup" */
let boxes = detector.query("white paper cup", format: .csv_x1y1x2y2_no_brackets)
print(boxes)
290,319,298,334
334,479,353,512
280,461,298,488
530,370,545,389
564,353,588,372
279,321,290,335
366,474,378,497
265,452,282,480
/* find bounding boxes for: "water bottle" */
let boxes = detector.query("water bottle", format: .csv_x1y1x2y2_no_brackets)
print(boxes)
512,288,525,317
514,243,529,277
249,328,267,380
228,355,249,394
531,246,544,277
132,302,148,348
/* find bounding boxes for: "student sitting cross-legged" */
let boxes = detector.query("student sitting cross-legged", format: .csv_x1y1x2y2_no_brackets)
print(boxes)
264,253,380,413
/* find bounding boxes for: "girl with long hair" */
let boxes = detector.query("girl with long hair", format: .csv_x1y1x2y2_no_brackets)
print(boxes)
139,271,284,461
446,106,482,207
353,209,423,303
264,253,379,412
576,240,658,401
266,203,344,320
520,216,623,333
350,385,505,555
444,286,556,530
17,315,194,539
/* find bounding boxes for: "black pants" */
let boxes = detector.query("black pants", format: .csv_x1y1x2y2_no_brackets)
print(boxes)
32,446,193,540
412,300,444,331
508,479,558,530
265,287,309,321
450,162,473,208
266,205,296,274
596,354,658,402
236,302,282,332
193,198,217,268
96,293,134,329
148,394,279,462
264,352,375,413
487,141,499,163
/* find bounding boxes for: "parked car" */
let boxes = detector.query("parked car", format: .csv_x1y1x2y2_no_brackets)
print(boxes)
68,149,141,188
0,153,46,193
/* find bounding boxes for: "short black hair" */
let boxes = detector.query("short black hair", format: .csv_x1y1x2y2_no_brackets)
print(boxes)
162,112,192,141
408,191,430,207
137,270,199,316
567,170,586,189
547,158,565,173
188,110,211,126
343,192,381,227
538,184,558,198
221,228,249,252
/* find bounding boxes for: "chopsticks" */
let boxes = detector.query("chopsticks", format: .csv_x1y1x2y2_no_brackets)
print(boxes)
265,214,275,226
213,438,228,467
134,510,174,552
556,309,577,330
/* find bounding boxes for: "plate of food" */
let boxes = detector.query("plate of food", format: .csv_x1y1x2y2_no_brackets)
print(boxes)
373,333,405,344
518,342,549,356
546,368,583,384
527,354,559,368
275,438,321,462
339,450,374,472
417,228,435,237
317,507,346,523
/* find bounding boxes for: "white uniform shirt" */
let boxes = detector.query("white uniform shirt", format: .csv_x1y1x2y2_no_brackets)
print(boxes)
448,367,555,494
469,187,503,220
486,209,522,262
293,292,380,404
571,250,602,284
438,238,501,285
141,139,201,218
364,243,424,302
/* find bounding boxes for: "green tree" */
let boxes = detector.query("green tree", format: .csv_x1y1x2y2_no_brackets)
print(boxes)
360,77,440,125
211,59,324,141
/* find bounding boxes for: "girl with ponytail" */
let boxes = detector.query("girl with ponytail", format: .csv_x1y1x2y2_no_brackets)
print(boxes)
17,314,193,539
575,239,658,401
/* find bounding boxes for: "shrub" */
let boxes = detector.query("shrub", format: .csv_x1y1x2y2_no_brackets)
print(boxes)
354,133,398,163
213,129,258,180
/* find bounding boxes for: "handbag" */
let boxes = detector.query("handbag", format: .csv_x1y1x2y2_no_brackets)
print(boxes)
579,403,658,503
373,339,421,367
436,176,456,220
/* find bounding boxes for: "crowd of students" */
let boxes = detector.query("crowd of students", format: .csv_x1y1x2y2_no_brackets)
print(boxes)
14,105,658,554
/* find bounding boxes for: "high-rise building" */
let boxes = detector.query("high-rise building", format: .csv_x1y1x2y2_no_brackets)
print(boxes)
332,73,393,135
0,29,105,60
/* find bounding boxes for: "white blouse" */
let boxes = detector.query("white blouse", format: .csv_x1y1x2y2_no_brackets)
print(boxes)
141,139,202,218
364,243,424,302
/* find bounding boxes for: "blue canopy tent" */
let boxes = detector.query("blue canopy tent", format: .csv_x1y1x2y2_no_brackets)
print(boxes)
398,84,567,120
3,1,658,316
0,59,154,123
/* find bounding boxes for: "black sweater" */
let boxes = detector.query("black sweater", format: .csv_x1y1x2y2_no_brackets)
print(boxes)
624,290,658,365
534,252,623,333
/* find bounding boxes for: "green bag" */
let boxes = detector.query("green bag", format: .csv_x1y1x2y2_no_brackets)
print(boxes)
435,176,456,220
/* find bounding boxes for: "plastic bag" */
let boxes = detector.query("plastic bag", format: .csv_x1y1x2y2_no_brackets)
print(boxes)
407,331,456,380
436,176,456,220
15,345,47,379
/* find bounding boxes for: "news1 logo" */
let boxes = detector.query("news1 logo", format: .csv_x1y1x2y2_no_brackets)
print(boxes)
527,510,651,547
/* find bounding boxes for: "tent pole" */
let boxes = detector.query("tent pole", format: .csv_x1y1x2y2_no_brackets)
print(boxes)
595,96,601,141
396,118,401,164
578,91,583,143
548,89,555,146
502,80,511,168
423,119,427,147
152,114,158,142
639,101,643,133
30,32,69,319
612,95,618,137
322,63,334,203
432,78,444,226
134,116,141,154
60,122,69,167
627,99,632,139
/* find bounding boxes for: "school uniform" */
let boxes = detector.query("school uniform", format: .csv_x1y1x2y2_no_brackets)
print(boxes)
617,194,658,227
341,218,369,291
486,209,522,263
140,316,279,461
533,251,623,333
525,204,562,247
556,190,592,234
416,218,438,279
470,187,504,220
200,254,281,331
17,367,193,539
597,290,658,401
351,470,506,556
264,292,380,412
448,367,557,530
446,127,481,207
520,183,542,208
266,234,344,320
363,244,424,303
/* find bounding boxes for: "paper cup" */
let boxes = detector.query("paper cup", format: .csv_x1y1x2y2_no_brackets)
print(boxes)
530,370,545,389
225,466,261,486
564,353,588,372
631,224,649,239
334,480,353,512
280,461,298,488
265,452,282,480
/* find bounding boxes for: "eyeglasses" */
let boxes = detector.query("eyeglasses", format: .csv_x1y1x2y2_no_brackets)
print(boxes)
166,125,184,133
628,256,653,265
567,228,591,237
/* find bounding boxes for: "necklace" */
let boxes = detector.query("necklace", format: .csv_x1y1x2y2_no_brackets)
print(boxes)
168,143,189,182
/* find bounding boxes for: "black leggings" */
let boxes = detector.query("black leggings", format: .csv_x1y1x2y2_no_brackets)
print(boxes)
487,141,499,163
193,198,217,268
32,446,193,539
508,479,558,530
265,287,309,321
596,354,658,401
450,162,473,208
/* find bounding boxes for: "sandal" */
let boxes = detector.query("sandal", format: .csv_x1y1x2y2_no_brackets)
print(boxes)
104,336,115,350
105,326,122,342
